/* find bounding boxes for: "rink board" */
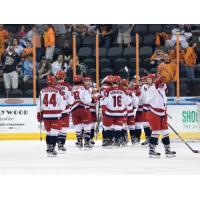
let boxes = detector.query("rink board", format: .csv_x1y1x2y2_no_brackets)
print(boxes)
0,99,199,140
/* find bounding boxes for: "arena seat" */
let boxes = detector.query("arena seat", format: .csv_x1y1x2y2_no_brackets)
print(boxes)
23,89,33,98
100,68,113,79
140,46,153,59
148,25,163,34
131,35,142,46
82,36,95,48
133,25,148,35
124,46,136,60
93,47,107,58
108,47,123,61
87,68,96,81
143,35,156,46
83,58,95,69
128,57,142,68
114,58,128,71
99,58,111,70
9,89,23,98
78,47,93,60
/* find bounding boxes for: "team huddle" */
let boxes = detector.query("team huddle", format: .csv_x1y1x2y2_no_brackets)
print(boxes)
37,71,176,157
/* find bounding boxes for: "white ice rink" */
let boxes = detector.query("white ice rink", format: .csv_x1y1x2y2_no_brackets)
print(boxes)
0,140,200,175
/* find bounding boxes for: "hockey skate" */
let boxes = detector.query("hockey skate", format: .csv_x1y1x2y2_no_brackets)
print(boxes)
47,145,57,157
102,139,112,148
76,138,83,148
149,144,160,158
58,143,67,152
89,138,95,145
84,141,93,149
165,146,176,158
131,136,140,145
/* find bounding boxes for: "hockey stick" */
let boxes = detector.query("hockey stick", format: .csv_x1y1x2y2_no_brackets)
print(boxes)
167,123,199,153
95,84,102,141
39,93,42,141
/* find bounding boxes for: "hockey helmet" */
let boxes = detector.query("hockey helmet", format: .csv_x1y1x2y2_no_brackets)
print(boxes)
47,75,56,86
55,70,66,79
73,75,83,84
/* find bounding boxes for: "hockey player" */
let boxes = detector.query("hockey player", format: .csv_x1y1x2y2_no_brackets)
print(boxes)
99,75,114,146
146,75,176,157
84,76,98,145
55,70,74,152
102,76,128,147
134,76,147,145
121,79,139,145
37,75,66,156
71,75,93,148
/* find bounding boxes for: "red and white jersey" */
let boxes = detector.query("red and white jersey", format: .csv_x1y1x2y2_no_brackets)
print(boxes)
87,87,98,114
55,81,74,114
140,83,153,111
37,86,66,119
71,84,92,111
145,84,167,116
103,86,128,117
126,88,139,117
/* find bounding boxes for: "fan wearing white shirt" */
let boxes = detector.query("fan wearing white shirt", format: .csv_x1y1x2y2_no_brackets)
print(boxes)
51,54,68,76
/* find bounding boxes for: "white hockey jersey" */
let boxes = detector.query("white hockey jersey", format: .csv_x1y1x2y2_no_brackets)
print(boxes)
55,81,74,114
71,84,92,111
145,84,167,116
37,86,66,119
126,88,139,117
103,86,128,117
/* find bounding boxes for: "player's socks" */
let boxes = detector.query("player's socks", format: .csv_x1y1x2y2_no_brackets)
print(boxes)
76,131,83,148
135,128,141,142
102,130,112,146
57,132,67,151
84,130,93,148
114,130,121,147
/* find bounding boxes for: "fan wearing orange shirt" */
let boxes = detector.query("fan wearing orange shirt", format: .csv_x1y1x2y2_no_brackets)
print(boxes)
0,24,9,58
184,42,197,81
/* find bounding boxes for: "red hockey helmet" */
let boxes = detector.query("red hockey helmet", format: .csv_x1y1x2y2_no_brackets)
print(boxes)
73,75,83,84
147,73,157,79
47,75,56,86
55,70,66,79
112,76,121,84
101,75,113,85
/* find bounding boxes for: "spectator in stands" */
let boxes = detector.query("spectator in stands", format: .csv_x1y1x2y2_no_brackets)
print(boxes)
155,26,171,47
18,25,26,39
86,24,97,36
26,25,37,41
98,24,113,50
43,25,55,61
157,53,177,96
73,24,88,37
184,42,197,81
165,25,192,50
22,54,36,83
51,54,68,76
11,38,23,56
117,24,134,48
150,47,163,68
38,56,51,80
54,24,67,48
1,44,21,97
0,24,9,59
21,40,33,58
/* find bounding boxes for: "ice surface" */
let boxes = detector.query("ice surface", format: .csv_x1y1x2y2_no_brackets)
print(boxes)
0,140,200,175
